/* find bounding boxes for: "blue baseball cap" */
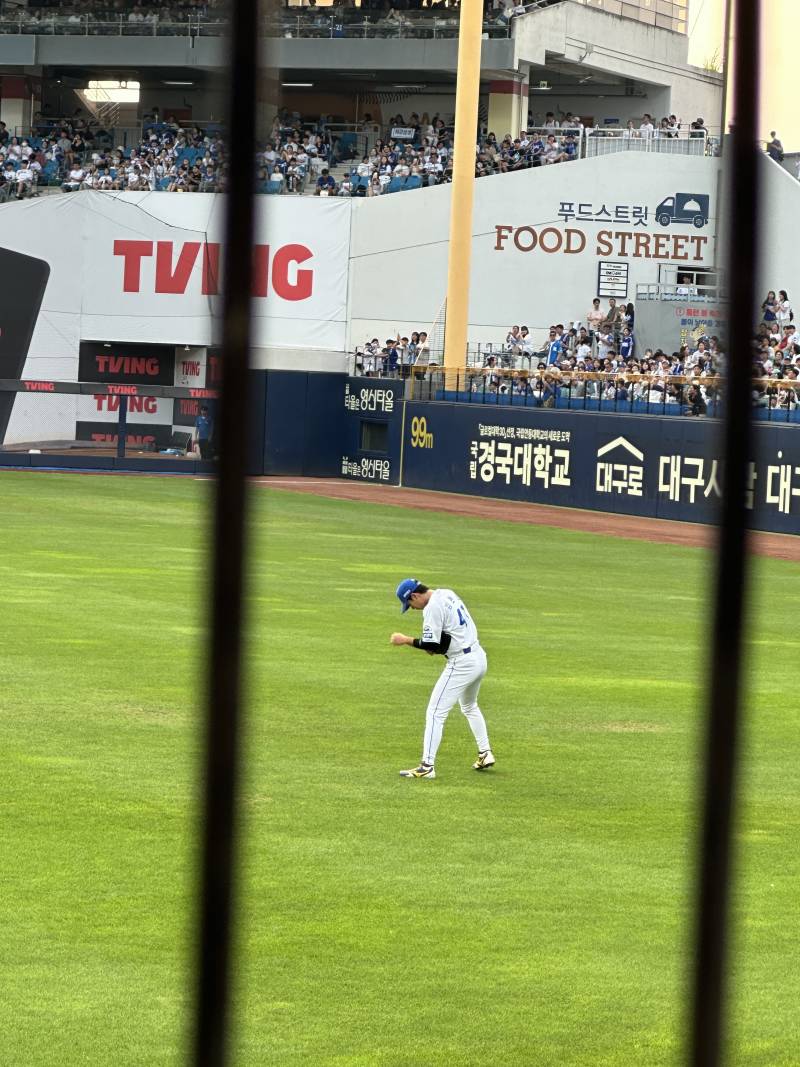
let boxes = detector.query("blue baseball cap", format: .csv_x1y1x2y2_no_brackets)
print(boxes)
396,578,419,613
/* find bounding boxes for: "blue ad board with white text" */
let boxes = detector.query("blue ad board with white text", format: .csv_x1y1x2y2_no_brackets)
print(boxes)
401,403,800,536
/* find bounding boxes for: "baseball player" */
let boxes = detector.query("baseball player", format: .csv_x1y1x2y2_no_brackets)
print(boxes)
390,578,495,779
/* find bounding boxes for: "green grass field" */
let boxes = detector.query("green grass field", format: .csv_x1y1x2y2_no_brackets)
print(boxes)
2,470,799,1066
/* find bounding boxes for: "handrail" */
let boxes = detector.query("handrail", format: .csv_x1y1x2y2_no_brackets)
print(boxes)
635,284,727,302
0,12,512,39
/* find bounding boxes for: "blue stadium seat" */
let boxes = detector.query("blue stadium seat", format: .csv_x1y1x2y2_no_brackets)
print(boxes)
404,175,422,191
387,176,405,193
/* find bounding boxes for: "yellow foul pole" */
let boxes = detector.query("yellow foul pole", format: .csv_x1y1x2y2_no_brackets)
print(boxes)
443,0,483,382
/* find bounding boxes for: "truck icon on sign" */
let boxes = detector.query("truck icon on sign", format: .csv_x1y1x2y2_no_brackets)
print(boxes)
655,193,710,228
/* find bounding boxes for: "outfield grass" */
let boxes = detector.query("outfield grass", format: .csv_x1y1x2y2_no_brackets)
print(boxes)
2,471,799,1066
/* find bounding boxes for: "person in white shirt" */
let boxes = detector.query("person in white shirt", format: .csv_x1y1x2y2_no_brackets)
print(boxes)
562,112,583,134
639,114,655,137
676,275,698,298
15,164,34,196
362,339,380,373
576,340,592,362
391,579,495,779
598,333,615,360
543,135,566,164
776,290,793,328
62,166,85,191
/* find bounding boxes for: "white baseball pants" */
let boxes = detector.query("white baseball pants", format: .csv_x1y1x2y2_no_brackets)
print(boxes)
422,645,490,765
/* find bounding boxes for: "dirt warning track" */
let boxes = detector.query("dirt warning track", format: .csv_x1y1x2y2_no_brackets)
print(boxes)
256,477,800,564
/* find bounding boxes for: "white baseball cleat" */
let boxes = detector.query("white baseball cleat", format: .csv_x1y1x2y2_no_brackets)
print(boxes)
399,763,436,779
473,750,496,771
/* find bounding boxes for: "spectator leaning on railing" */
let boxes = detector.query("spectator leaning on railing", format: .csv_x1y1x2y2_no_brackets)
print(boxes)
353,285,800,421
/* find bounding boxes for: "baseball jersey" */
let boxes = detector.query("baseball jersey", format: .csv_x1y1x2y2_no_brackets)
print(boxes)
422,589,479,654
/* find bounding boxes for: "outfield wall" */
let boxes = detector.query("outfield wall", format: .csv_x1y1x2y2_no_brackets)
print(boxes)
265,373,800,537
1,151,799,446
3,369,798,536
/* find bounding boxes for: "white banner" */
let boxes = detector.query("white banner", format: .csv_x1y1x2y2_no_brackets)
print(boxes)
80,192,350,350
0,191,350,363
347,154,724,347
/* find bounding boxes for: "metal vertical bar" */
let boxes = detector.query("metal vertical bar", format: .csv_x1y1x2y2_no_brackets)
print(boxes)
116,394,128,459
689,0,761,1063
191,0,258,1060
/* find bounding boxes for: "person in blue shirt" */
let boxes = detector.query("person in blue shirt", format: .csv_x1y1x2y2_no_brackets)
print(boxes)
194,405,214,460
540,374,557,407
545,329,563,365
529,137,545,166
315,168,336,195
384,339,400,377
619,327,635,360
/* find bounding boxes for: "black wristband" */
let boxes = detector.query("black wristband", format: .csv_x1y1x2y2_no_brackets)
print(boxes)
412,638,421,649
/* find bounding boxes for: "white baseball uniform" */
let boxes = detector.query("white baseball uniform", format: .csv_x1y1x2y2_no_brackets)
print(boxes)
419,589,491,765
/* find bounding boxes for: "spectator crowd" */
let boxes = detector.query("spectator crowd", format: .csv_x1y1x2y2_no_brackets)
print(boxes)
0,99,714,201
253,108,710,197
355,289,800,417
264,109,592,198
0,110,227,198
0,0,223,31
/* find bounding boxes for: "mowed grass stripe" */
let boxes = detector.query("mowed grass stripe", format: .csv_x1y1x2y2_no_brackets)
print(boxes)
1,472,798,1066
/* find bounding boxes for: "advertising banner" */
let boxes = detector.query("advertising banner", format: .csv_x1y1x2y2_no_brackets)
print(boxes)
80,193,350,350
0,193,350,443
401,403,800,536
341,377,404,484
75,421,174,449
78,341,176,385
347,154,721,346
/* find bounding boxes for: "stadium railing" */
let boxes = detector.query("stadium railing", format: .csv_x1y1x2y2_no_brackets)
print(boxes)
635,282,727,302
350,366,800,424
0,14,226,36
585,128,712,158
0,378,219,461
0,11,512,39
